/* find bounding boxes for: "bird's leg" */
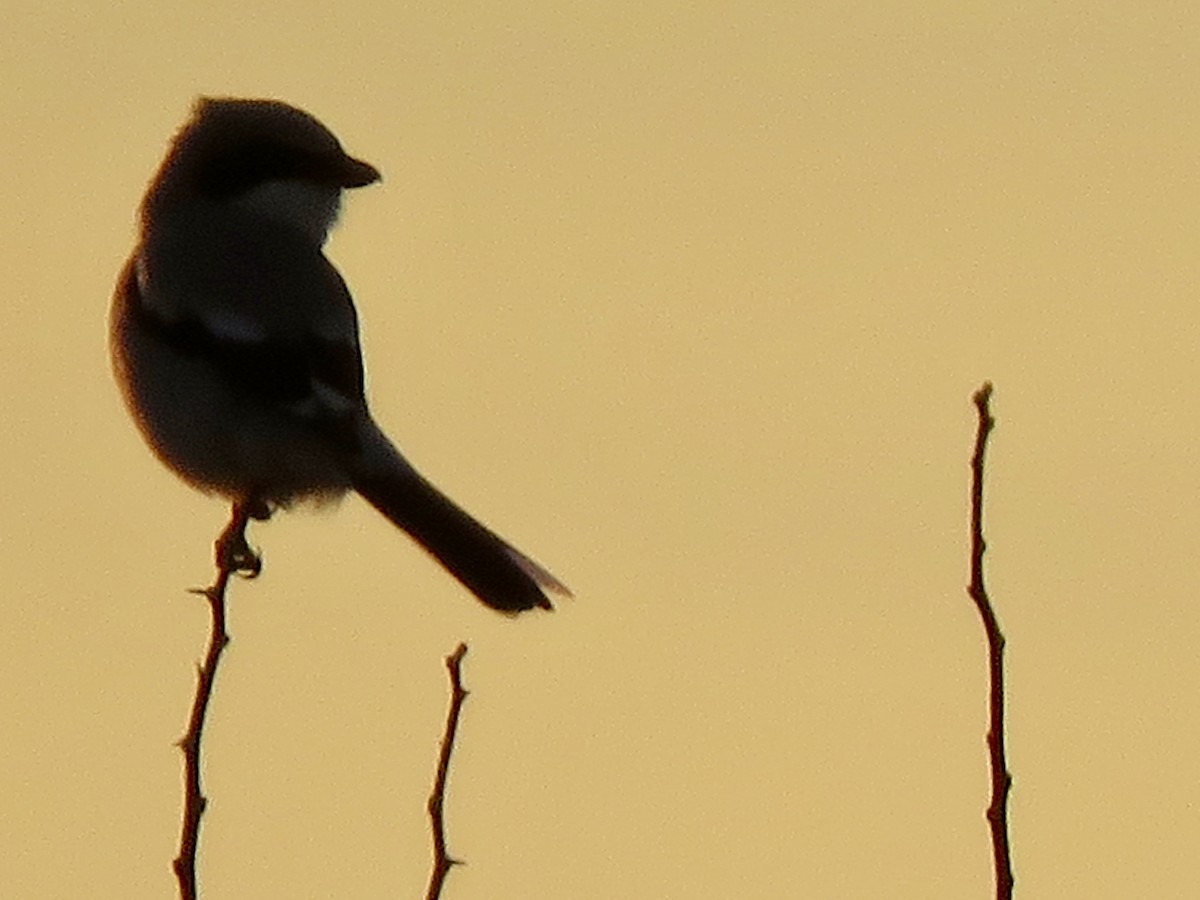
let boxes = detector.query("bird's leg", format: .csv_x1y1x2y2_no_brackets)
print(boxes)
213,499,270,577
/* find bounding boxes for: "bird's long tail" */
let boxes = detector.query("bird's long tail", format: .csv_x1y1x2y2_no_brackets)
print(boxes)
350,425,570,613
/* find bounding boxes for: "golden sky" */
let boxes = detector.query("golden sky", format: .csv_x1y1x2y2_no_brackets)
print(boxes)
3,3,1199,897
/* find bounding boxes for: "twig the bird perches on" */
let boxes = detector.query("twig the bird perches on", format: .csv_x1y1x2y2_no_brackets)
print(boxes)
426,643,470,900
173,501,263,900
967,383,1014,900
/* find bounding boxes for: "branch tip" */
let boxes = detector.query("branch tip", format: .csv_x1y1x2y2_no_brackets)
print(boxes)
173,502,256,900
426,642,471,900
966,382,1014,900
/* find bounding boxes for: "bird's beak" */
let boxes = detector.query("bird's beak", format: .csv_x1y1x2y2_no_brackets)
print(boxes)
341,156,382,188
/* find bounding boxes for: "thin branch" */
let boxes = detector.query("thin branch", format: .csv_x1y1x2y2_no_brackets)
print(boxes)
967,382,1014,900
173,501,263,900
426,643,470,900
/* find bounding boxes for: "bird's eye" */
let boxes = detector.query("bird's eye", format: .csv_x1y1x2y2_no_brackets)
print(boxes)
194,140,322,199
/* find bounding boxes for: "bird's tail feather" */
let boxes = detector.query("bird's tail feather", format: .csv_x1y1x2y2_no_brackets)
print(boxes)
351,427,570,613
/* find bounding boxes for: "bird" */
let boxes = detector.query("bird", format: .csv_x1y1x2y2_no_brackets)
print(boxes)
110,97,570,612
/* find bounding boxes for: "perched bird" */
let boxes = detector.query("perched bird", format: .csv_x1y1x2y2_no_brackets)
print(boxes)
111,97,569,612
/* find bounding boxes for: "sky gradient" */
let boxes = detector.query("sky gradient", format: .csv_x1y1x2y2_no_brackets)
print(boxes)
3,3,1198,897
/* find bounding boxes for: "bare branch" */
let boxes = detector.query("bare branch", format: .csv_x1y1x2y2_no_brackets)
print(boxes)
967,382,1014,900
173,501,263,900
426,643,470,900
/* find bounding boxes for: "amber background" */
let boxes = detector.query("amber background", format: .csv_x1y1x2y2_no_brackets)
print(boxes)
3,3,1199,897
